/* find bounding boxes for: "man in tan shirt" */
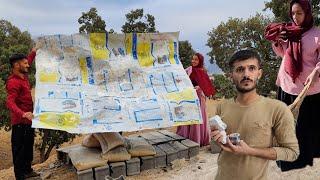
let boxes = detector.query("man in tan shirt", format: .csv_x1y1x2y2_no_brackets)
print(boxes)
211,49,299,180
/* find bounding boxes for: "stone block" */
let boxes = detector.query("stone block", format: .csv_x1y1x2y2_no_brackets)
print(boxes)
157,130,186,141
109,162,126,179
210,140,221,154
170,141,189,159
181,139,200,158
94,165,110,180
140,156,155,171
77,168,93,180
125,158,140,176
157,143,178,165
153,146,167,168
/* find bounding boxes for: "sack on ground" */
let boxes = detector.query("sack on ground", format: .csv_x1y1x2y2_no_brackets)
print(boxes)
93,132,125,154
68,145,107,171
82,134,100,148
126,137,156,157
102,146,131,162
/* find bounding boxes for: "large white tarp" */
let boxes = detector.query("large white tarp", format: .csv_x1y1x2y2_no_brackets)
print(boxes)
32,32,202,133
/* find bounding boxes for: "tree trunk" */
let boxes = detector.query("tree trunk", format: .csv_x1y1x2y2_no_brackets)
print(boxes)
40,130,49,163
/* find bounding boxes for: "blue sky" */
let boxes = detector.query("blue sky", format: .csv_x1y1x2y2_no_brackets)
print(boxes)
0,0,271,73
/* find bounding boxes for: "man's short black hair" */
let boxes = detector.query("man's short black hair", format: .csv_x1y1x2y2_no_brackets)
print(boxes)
9,53,27,67
228,49,262,69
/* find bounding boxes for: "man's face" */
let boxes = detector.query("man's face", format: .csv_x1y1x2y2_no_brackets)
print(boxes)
15,59,30,74
230,58,262,94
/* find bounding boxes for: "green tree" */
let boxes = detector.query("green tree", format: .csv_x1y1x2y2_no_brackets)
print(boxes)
207,14,279,95
37,129,76,162
121,9,156,33
179,40,195,68
0,78,10,130
0,19,33,130
213,74,236,99
78,7,114,33
264,0,320,25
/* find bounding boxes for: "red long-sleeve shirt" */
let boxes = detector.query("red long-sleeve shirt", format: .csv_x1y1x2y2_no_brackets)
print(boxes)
6,51,36,125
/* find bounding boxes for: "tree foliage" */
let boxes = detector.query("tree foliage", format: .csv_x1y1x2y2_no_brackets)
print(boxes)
264,0,320,26
0,78,10,130
0,19,33,130
213,74,236,99
179,40,195,68
78,7,109,33
36,130,76,162
207,14,279,95
121,9,156,33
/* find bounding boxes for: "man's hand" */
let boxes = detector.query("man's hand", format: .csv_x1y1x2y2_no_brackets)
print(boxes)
210,126,226,144
22,112,34,121
219,138,253,156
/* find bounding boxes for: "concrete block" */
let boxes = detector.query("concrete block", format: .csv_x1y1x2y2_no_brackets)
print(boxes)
125,158,140,176
153,146,167,168
140,156,155,171
170,141,189,159
109,162,126,178
77,168,94,180
181,139,200,158
210,140,221,154
105,175,125,180
157,130,186,141
140,131,173,145
157,143,178,165
94,165,110,180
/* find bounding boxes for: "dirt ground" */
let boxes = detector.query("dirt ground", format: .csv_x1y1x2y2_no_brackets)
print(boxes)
1,99,320,180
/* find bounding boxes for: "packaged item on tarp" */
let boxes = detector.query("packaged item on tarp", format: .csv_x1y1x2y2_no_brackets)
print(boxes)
102,146,131,162
93,132,125,154
126,137,156,157
68,145,107,171
82,134,100,148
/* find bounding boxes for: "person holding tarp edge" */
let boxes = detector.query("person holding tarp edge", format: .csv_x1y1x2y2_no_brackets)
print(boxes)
6,47,40,180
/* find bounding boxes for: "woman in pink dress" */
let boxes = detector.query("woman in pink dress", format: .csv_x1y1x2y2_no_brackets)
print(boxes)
176,53,216,146
265,0,320,171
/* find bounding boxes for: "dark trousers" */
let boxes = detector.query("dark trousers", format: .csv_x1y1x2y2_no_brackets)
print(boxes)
277,87,320,171
11,124,35,180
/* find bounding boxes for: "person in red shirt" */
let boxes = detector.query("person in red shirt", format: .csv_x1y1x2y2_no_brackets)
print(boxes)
6,48,39,180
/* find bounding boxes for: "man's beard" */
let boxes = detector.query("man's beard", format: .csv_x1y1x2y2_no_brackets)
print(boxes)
235,84,256,93
235,77,258,93
19,68,29,74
